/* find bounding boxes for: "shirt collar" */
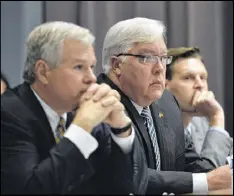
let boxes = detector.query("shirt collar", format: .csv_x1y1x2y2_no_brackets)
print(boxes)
131,100,144,115
30,87,67,134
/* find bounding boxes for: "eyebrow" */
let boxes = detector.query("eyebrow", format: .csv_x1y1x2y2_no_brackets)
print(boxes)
180,71,208,76
138,49,168,55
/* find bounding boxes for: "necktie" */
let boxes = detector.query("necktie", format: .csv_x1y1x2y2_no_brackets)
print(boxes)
141,107,161,170
55,117,66,144
184,128,194,149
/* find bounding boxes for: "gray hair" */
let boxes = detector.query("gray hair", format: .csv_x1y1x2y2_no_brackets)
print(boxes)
23,21,95,84
102,17,167,74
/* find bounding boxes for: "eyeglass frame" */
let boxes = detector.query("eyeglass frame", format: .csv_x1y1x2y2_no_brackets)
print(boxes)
114,53,173,65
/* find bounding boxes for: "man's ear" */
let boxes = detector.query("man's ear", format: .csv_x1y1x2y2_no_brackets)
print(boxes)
34,59,50,85
110,56,122,76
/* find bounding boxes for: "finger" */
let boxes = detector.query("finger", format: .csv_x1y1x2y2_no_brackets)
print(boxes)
207,91,215,100
93,83,111,102
107,89,121,101
195,91,207,103
80,83,100,102
101,96,119,107
111,101,125,112
191,90,202,107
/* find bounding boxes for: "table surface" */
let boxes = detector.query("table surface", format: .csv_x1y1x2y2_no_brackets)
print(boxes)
185,188,232,195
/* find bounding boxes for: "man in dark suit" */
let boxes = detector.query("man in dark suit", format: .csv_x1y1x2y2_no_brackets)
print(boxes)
1,21,148,194
97,17,232,194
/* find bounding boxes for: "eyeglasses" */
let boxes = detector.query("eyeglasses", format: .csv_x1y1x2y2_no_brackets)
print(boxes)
115,53,173,65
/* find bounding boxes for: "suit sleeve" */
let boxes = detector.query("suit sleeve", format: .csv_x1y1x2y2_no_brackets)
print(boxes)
184,145,216,172
146,168,193,194
89,123,148,195
199,130,233,167
1,108,95,194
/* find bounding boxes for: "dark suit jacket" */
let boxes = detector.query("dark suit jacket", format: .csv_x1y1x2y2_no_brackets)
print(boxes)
97,73,216,194
1,82,148,194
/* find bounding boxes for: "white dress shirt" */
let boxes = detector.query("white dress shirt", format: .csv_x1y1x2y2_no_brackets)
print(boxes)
131,100,208,194
31,88,135,159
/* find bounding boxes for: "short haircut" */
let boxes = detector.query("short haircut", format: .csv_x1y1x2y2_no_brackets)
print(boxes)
166,47,203,80
23,21,95,84
102,17,167,74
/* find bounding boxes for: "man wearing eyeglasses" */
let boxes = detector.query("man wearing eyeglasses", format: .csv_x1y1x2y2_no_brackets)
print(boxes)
97,17,232,194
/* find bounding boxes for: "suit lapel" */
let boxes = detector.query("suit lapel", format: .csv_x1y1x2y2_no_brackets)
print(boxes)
17,83,56,146
66,112,74,128
150,102,175,170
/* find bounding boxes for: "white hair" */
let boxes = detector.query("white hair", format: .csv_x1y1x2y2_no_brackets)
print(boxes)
102,17,167,74
23,21,95,84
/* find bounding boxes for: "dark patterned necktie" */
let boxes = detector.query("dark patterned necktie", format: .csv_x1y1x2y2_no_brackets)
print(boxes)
55,117,66,144
141,107,161,170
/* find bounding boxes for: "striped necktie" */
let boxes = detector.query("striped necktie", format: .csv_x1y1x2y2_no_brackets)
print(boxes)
55,117,66,144
184,128,194,149
141,107,161,170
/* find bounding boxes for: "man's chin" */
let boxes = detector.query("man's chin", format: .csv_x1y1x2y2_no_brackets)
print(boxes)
181,108,196,113
181,107,204,117
151,90,163,101
73,105,79,111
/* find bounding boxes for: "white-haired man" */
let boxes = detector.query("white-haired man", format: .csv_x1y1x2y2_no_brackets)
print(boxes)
97,17,232,194
1,21,148,194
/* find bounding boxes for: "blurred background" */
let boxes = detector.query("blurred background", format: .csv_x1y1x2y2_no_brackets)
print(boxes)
1,1,233,136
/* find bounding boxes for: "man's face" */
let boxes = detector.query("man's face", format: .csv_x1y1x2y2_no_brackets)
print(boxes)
166,58,208,112
42,39,97,112
117,38,167,107
1,79,7,95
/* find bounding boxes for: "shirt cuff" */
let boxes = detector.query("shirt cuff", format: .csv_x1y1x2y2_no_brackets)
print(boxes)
209,126,230,137
192,173,208,193
64,124,98,159
110,126,135,154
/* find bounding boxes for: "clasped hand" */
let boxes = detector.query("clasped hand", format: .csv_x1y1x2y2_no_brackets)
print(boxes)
73,83,132,135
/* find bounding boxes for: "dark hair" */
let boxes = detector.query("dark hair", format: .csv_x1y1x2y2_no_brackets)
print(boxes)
166,47,204,80
1,72,10,89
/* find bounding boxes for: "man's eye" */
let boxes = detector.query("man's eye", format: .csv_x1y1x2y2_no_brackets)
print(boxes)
184,76,191,80
139,56,152,63
145,56,152,61
91,65,96,70
137,57,145,63
74,65,83,70
200,76,207,80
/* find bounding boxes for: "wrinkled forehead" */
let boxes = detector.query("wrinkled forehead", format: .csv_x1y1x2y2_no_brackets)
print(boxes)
129,39,167,55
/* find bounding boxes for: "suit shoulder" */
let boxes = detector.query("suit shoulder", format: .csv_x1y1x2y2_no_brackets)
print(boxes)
158,89,180,108
1,88,22,111
1,86,30,125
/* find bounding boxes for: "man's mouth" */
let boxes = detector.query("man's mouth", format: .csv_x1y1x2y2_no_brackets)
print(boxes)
150,81,163,86
79,89,87,95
